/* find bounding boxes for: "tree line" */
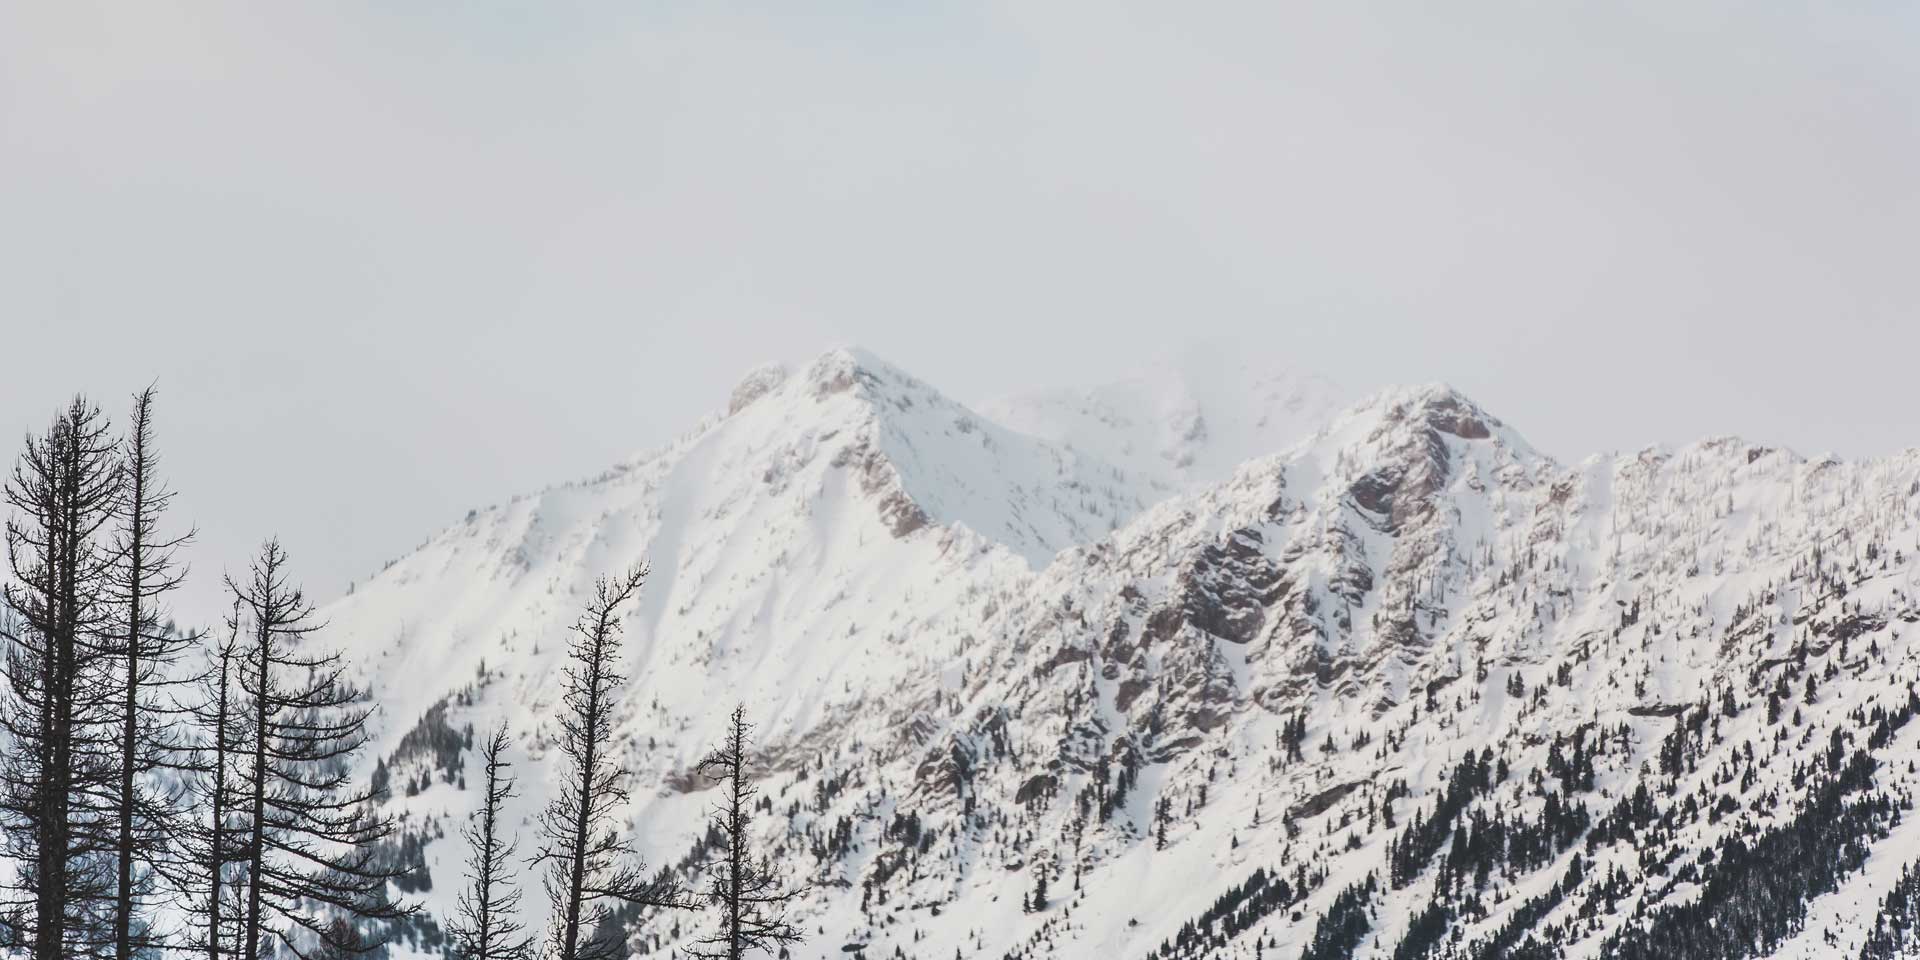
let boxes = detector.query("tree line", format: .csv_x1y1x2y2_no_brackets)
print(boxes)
0,390,800,960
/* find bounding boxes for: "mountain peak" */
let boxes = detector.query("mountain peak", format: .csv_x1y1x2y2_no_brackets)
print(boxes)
715,346,1160,566
803,345,894,399
1325,381,1537,460
319,346,1920,960
724,347,932,418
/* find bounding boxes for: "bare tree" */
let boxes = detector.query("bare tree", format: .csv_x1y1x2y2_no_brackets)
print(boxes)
174,603,245,960
689,706,801,960
105,386,197,960
534,567,688,960
449,726,531,960
0,396,124,959
228,541,411,959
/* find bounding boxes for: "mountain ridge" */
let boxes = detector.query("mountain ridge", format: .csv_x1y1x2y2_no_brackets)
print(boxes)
328,347,1920,960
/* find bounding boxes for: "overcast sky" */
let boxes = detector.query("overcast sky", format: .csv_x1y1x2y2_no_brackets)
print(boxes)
2,1,1916,624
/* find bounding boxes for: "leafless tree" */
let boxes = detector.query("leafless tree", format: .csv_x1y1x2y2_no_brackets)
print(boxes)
174,603,245,960
0,396,124,959
228,541,411,959
534,567,689,960
689,706,801,960
104,386,197,960
450,726,532,960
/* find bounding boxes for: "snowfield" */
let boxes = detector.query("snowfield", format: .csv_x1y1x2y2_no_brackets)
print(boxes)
318,347,1920,960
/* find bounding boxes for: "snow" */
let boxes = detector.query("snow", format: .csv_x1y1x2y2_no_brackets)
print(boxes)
981,356,1347,494
299,347,1920,959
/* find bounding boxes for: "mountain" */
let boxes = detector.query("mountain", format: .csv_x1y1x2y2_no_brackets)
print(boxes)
980,356,1346,493
326,348,1920,960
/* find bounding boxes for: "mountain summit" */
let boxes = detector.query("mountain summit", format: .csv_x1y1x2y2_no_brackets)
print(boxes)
330,349,1920,960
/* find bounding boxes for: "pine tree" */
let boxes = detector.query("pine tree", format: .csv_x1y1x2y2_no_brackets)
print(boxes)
106,386,196,960
450,726,532,960
228,541,411,959
0,396,125,959
689,706,801,960
535,567,688,960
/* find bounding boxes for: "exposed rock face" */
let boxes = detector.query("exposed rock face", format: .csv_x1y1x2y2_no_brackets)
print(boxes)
830,437,930,538
808,349,872,399
727,361,789,415
1178,528,1284,644
323,353,1920,960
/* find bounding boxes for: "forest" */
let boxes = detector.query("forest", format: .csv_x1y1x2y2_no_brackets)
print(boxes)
0,390,799,960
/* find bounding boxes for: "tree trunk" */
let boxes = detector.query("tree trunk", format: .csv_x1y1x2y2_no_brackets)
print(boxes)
113,429,145,960
242,617,270,960
558,608,609,960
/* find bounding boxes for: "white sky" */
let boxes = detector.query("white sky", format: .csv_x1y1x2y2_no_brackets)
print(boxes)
2,2,1916,624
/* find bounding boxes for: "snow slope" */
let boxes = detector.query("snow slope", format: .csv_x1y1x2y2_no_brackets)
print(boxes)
318,348,1920,960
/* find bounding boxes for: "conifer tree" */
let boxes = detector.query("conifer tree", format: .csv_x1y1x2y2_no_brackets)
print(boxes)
106,386,196,960
227,541,410,959
177,603,245,960
0,396,124,959
535,567,688,960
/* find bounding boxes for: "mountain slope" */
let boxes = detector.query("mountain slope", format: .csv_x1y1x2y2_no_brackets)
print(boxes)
326,350,1920,960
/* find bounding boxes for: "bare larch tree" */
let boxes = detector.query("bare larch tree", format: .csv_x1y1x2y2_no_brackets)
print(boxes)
690,706,801,960
0,396,124,959
105,386,196,960
228,540,411,960
175,603,245,960
535,566,687,960
449,726,531,960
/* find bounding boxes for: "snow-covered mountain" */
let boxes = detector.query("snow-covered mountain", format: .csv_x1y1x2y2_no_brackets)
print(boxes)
328,347,1920,960
980,357,1346,494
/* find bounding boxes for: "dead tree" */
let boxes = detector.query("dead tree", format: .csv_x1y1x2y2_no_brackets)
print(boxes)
228,541,411,959
449,726,531,960
105,386,196,960
534,567,687,960
175,603,245,960
689,706,801,960
0,396,124,959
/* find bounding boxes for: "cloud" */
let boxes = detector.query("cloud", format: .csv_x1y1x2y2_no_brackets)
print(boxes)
1,1,1916,622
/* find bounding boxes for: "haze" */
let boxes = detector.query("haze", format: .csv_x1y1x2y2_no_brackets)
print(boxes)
2,1,1915,624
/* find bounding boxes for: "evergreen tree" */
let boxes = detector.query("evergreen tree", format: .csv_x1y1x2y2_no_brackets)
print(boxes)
1300,876,1375,960
1861,862,1920,960
689,706,800,960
